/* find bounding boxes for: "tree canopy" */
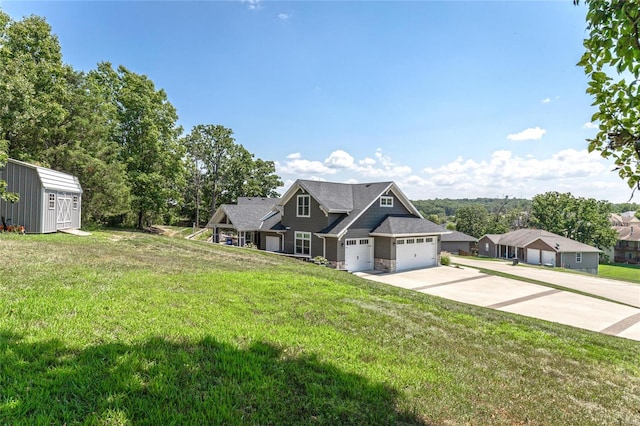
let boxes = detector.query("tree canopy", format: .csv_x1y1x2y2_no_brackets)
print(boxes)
0,9,283,228
530,191,618,252
577,0,640,193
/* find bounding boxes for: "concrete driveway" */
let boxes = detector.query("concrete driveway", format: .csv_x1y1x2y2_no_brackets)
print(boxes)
357,264,640,342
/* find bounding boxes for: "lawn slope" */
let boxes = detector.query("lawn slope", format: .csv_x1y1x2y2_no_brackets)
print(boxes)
1,231,639,425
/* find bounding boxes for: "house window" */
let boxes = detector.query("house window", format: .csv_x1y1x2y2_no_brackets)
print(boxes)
485,242,489,252
72,195,79,210
297,195,310,217
380,196,393,207
406,238,415,244
576,252,582,263
48,193,56,209
417,238,425,243
359,239,369,245
426,237,434,243
295,231,311,256
346,240,357,246
396,239,404,245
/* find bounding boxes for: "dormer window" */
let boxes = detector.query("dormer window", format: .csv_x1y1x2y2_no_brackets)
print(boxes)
380,196,393,207
297,195,310,217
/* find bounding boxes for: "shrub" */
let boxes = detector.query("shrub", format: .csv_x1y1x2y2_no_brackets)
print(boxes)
440,253,451,266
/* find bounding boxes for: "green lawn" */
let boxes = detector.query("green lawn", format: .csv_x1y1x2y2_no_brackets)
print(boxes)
599,263,640,284
1,232,639,425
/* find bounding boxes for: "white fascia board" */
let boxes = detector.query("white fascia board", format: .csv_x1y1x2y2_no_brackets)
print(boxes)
369,231,451,238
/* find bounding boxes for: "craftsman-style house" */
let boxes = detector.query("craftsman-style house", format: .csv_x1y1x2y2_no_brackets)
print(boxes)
258,179,449,272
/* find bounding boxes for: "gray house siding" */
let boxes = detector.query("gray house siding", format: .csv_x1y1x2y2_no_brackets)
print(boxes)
0,162,43,233
560,252,599,274
325,238,339,262
374,236,393,260
442,241,473,254
1,160,82,234
350,196,412,230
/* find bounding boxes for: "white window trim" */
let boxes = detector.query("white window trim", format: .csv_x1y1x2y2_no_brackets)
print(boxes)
297,195,310,217
295,231,311,256
48,193,56,210
576,252,582,263
72,195,79,210
380,196,394,207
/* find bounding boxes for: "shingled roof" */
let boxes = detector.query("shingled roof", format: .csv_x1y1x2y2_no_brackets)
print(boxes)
441,230,477,242
207,198,279,231
370,215,450,237
276,179,423,238
485,229,600,253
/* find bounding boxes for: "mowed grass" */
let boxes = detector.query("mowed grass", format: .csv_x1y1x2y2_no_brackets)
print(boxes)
1,232,639,425
599,263,640,284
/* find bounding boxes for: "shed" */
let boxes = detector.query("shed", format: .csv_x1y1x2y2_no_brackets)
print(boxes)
441,230,477,254
0,159,82,233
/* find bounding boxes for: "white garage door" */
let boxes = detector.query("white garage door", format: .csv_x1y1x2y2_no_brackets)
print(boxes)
526,248,540,265
396,237,437,271
541,250,556,266
344,238,374,272
265,236,280,252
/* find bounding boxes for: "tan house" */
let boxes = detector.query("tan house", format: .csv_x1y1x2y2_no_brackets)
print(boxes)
610,212,640,264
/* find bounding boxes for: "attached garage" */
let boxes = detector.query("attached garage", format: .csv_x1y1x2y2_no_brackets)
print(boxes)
396,237,437,271
344,238,374,272
541,250,556,266
526,248,540,264
265,235,280,252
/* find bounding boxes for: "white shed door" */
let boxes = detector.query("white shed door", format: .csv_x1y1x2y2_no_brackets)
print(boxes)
57,192,72,229
526,248,540,265
344,238,374,272
541,250,556,266
266,236,280,252
396,237,437,271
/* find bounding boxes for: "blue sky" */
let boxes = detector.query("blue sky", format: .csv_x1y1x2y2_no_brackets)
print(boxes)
2,1,634,202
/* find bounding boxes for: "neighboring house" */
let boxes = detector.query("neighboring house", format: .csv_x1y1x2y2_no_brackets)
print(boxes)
610,212,640,264
207,197,280,248
0,158,82,233
441,230,477,254
477,229,601,274
261,179,450,272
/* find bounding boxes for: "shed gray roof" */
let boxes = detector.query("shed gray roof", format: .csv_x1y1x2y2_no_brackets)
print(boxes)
370,215,450,237
484,229,600,253
441,230,477,242
207,198,279,231
8,158,82,193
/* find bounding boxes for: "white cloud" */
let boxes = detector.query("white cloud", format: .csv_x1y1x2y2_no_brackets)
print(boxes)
241,0,261,10
287,152,301,159
421,149,605,190
541,98,551,104
278,13,290,20
276,158,336,175
506,126,546,141
359,157,376,166
583,122,598,129
324,150,355,169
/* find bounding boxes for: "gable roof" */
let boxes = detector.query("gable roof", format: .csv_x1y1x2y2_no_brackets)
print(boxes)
482,229,600,253
613,225,640,242
276,179,423,238
207,198,279,231
7,158,82,193
441,230,477,242
369,215,450,237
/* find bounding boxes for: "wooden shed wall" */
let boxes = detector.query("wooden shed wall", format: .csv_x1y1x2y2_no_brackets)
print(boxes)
0,161,44,233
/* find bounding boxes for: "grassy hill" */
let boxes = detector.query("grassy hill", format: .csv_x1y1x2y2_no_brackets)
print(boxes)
1,232,639,425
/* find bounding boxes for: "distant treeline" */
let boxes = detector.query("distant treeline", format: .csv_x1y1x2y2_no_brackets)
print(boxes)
412,198,639,220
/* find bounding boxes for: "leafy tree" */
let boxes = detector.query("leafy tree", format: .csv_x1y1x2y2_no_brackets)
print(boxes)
426,214,441,224
455,205,489,238
577,0,640,192
93,62,184,229
0,12,70,162
184,124,282,224
530,191,618,251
